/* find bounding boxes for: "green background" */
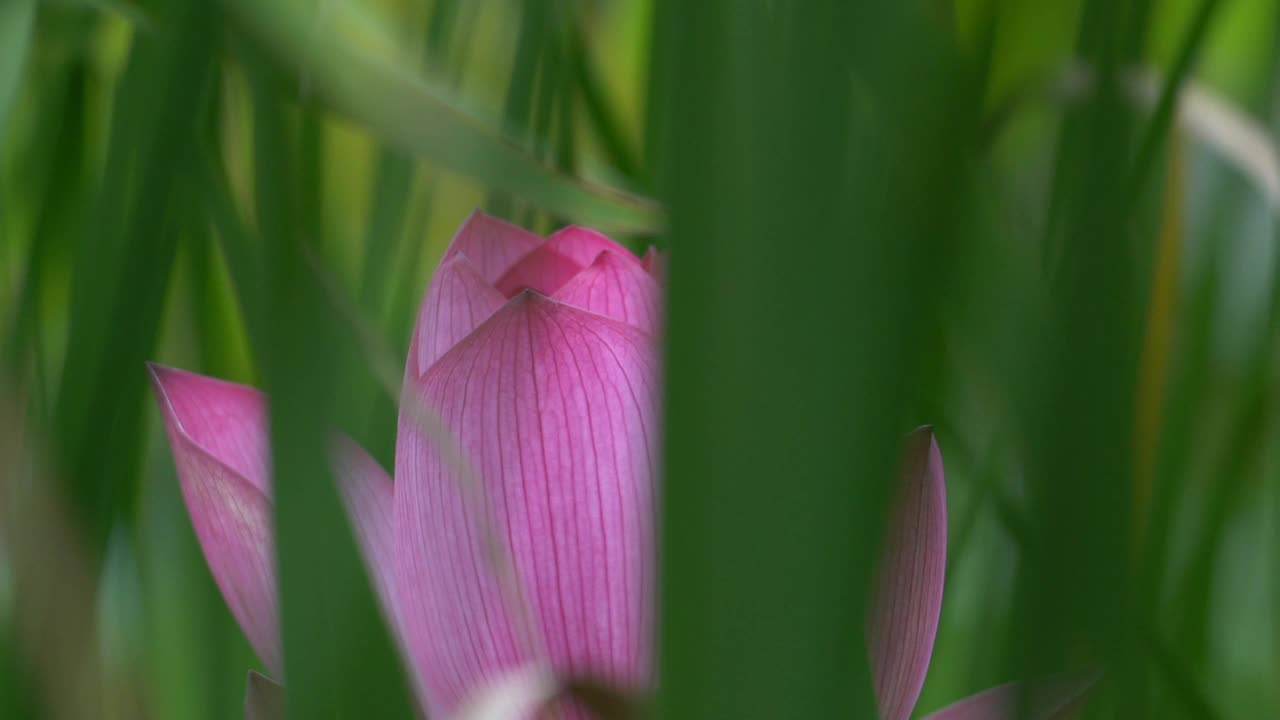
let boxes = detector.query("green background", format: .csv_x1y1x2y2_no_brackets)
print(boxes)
1,0,1276,717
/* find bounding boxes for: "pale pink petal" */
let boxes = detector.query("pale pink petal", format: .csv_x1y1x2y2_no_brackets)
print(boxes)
148,364,281,675
443,210,543,284
640,246,666,286
244,671,285,720
552,251,662,335
331,436,400,636
541,227,639,268
494,227,639,298
412,255,508,377
149,365,404,682
493,247,582,299
920,675,1098,720
395,291,658,718
869,427,948,720
146,364,270,495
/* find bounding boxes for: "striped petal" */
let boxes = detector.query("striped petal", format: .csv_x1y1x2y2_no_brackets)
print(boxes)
148,364,281,675
332,436,399,635
443,210,543,284
395,291,659,717
412,254,508,377
494,226,639,298
553,251,662,335
920,675,1098,720
542,226,640,269
149,365,405,679
147,364,271,494
869,427,948,720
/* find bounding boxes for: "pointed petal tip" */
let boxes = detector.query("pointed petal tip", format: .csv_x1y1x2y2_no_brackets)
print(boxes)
459,207,514,231
245,671,286,720
505,286,624,323
493,224,642,297
145,361,170,404
512,287,553,304
552,249,662,334
498,287,578,320
145,360,179,391
146,365,265,441
147,366,281,676
412,252,507,377
147,363,197,431
499,287,571,316
869,424,949,720
547,224,600,240
906,425,941,463
412,289,567,388
444,210,544,283
587,249,622,268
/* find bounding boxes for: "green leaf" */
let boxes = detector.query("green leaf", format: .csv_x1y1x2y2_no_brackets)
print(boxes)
54,0,220,551
239,38,418,720
0,0,35,138
220,0,663,235
656,2,976,716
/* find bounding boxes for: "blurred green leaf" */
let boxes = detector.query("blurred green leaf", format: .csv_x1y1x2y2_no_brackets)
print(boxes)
0,0,35,138
54,0,220,551
1127,0,1224,203
240,36,417,720
221,0,663,235
657,2,978,717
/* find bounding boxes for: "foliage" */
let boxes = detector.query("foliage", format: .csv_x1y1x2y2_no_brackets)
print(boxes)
0,0,1276,717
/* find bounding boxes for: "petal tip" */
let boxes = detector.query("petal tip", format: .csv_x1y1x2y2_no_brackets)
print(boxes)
445,210,545,283
908,424,936,443
145,361,177,390
511,287,556,306
587,249,621,268
146,362,189,431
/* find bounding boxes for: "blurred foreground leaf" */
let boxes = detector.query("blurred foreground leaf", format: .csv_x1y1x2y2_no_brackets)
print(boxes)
0,0,35,137
657,2,976,717
53,0,219,552
248,42,417,720
221,0,663,235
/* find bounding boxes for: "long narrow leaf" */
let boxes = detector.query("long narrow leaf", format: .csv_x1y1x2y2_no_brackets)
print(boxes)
221,0,662,234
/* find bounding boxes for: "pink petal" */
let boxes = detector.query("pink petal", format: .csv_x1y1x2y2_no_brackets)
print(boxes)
869,427,948,720
147,364,281,675
412,255,508,377
244,671,286,720
542,227,640,268
443,210,544,284
552,251,662,335
146,364,271,495
149,365,406,682
331,436,400,636
494,227,639,298
640,246,666,286
395,291,659,717
920,675,1098,720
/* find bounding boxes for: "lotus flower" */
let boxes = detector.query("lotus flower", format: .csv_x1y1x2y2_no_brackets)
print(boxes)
148,211,1088,719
